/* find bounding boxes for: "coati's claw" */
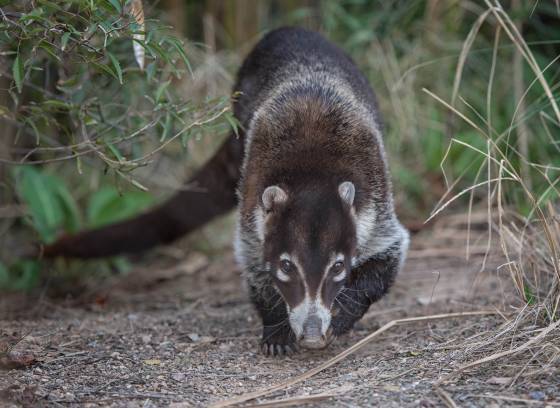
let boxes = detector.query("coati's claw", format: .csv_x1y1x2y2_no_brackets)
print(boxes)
260,324,297,357
260,341,298,357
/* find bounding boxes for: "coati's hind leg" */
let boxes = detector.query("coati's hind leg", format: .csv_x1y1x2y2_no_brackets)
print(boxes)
248,283,297,356
330,239,407,337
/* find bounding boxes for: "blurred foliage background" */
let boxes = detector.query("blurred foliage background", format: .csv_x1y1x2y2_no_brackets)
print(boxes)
1,0,559,301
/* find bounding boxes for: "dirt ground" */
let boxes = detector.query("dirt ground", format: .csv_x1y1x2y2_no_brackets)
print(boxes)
1,214,558,407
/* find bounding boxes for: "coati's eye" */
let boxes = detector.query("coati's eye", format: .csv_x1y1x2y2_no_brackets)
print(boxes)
280,260,293,273
276,259,294,282
331,261,346,282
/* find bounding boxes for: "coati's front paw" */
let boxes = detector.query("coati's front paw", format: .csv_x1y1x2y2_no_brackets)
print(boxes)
260,325,298,356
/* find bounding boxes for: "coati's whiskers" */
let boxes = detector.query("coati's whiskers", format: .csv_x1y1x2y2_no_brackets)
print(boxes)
334,298,362,318
337,290,370,307
262,321,290,343
339,286,368,293
262,319,289,329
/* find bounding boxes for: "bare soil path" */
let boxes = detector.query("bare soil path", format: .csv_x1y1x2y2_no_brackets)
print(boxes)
1,214,558,407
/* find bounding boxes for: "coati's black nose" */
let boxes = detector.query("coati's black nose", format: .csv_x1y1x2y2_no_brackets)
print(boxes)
300,316,328,349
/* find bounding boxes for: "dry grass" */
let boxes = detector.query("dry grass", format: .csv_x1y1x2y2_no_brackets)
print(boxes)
424,0,560,403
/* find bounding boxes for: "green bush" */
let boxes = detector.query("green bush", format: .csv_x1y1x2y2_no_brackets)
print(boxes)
0,0,232,290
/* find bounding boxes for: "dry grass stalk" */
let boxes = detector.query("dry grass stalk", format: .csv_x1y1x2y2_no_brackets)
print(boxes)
242,385,352,408
437,318,560,385
434,386,459,408
418,0,560,398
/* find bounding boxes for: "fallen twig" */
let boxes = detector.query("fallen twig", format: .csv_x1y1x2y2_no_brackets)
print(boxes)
243,385,352,408
435,386,459,408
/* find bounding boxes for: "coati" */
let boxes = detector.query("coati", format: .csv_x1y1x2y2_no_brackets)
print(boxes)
43,27,409,355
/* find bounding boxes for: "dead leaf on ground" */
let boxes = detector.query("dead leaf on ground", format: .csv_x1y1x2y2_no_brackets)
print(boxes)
0,351,37,369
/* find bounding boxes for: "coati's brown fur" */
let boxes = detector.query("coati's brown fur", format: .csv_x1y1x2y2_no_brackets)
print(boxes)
43,27,409,355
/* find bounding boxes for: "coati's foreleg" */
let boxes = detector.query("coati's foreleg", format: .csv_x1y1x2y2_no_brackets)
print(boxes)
330,240,405,336
248,281,297,356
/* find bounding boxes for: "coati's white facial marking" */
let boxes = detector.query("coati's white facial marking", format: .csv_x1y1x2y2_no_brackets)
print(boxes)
276,269,291,282
280,253,291,261
280,252,347,343
332,270,346,282
289,296,331,339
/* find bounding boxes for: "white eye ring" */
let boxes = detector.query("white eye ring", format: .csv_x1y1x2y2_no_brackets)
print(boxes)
276,269,291,282
333,270,346,282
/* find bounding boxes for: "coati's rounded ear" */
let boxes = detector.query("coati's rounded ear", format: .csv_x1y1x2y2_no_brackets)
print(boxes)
338,181,355,206
262,186,287,212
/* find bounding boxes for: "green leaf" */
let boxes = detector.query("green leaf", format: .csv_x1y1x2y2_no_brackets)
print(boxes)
87,186,154,228
168,38,193,77
106,142,124,161
42,99,73,111
61,32,72,51
155,80,171,103
146,61,157,82
92,61,120,82
160,112,172,142
224,111,239,138
16,166,64,243
12,53,24,93
38,40,60,61
524,284,536,305
107,0,122,14
15,167,81,242
52,181,81,233
107,52,123,84
24,117,41,144
7,260,40,291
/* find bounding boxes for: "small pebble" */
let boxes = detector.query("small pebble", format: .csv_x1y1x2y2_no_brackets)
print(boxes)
529,391,546,401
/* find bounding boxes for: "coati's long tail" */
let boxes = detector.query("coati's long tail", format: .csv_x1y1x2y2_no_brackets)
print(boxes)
42,133,244,259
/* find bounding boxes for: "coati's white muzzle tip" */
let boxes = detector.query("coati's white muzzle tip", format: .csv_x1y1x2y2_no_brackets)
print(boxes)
298,315,329,350
299,336,329,350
